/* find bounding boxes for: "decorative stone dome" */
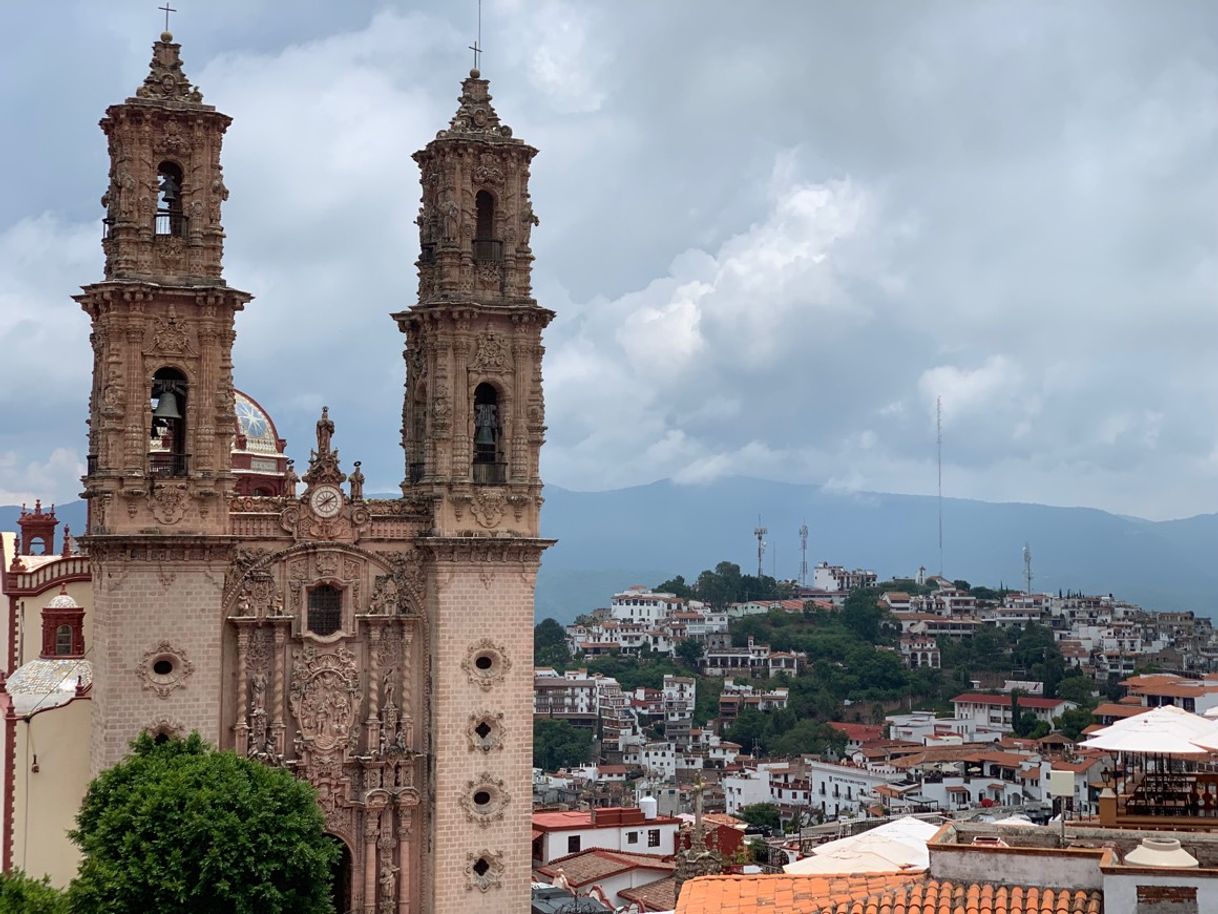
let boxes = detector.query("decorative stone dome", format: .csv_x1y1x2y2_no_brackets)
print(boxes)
6,659,92,715
233,389,282,455
47,590,81,609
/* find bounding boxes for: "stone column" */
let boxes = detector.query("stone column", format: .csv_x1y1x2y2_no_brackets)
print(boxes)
396,799,415,914
271,621,287,756
364,811,380,914
234,625,250,755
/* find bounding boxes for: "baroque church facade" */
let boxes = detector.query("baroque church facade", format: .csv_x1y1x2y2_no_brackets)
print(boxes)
6,31,551,913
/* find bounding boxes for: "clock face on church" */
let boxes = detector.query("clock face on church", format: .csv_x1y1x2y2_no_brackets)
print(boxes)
308,485,343,518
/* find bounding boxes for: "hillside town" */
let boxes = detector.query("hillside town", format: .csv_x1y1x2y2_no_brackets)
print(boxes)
527,564,1218,911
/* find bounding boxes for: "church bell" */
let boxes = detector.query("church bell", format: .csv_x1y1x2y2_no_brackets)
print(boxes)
474,423,496,447
152,390,182,420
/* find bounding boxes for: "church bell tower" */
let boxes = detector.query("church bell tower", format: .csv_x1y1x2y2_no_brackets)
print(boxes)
77,31,246,768
395,66,553,913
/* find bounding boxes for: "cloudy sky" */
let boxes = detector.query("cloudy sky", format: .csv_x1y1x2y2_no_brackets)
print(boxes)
1,1,1215,520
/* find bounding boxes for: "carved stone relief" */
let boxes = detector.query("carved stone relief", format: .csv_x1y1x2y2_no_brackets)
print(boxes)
461,639,511,691
466,849,505,892
149,483,189,525
136,641,194,698
466,711,505,752
460,771,511,827
289,643,360,753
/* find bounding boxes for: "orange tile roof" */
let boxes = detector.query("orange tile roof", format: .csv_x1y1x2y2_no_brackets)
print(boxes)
676,873,915,914
675,874,1104,914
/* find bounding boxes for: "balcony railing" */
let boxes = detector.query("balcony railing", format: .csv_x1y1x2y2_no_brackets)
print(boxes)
472,239,502,263
472,461,507,485
154,210,188,237
149,452,190,477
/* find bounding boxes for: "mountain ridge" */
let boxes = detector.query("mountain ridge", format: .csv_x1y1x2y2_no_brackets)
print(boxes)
5,478,1215,623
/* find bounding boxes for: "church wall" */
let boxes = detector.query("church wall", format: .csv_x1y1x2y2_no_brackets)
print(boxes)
90,561,226,771
428,559,536,912
12,699,91,888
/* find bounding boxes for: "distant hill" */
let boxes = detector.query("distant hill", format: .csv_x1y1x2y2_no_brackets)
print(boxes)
534,477,1218,623
8,479,1217,623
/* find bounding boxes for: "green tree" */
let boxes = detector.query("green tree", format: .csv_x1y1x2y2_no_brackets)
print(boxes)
68,733,337,914
1056,675,1098,709
1055,707,1095,741
1013,710,1046,738
675,638,703,670
0,871,68,914
533,718,594,771
655,575,693,598
534,617,571,667
841,587,887,643
737,803,781,832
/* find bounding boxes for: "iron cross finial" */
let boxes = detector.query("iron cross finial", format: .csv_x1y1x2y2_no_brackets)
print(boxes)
468,0,483,72
159,3,177,33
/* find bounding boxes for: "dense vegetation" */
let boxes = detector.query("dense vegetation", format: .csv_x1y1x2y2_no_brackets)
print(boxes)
533,719,595,771
532,563,1102,768
0,871,68,914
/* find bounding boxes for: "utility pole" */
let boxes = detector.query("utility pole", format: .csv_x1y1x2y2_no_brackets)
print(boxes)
1023,542,1033,596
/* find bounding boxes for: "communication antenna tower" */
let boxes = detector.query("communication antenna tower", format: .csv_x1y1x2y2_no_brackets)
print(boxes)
1023,542,1033,596
799,522,809,587
754,516,767,579
937,396,944,577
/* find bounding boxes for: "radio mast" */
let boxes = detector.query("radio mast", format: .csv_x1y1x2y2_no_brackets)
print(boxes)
799,522,809,587
754,517,767,579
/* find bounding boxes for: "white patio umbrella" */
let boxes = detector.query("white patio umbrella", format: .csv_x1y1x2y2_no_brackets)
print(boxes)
1079,705,1218,756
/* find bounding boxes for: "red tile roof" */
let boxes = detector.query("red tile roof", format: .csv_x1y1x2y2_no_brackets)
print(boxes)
828,721,885,743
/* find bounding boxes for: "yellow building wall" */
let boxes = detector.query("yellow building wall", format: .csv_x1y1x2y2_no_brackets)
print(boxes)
12,698,92,888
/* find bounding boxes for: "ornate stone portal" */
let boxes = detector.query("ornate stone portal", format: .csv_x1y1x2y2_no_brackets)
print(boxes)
226,415,426,911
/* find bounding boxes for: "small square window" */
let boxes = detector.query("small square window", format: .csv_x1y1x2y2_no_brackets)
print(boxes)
626,831,639,845
567,835,581,854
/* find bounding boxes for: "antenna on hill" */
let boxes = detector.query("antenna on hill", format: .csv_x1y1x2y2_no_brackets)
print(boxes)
754,516,767,579
1023,542,1033,596
937,396,944,578
799,522,809,587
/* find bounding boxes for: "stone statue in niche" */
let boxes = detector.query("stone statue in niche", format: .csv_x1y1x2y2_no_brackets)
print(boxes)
368,575,399,615
349,461,365,501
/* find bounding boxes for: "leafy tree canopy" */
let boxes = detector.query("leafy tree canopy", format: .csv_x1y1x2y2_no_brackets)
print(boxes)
533,718,594,772
0,871,68,914
68,733,337,914
737,803,781,832
535,618,571,668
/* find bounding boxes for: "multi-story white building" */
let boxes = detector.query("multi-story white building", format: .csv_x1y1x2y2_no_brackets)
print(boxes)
610,585,685,625
623,741,677,780
723,762,791,815
950,693,1076,733
812,563,878,593
807,759,904,819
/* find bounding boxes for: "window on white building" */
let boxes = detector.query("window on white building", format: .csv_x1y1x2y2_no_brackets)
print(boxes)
648,829,660,848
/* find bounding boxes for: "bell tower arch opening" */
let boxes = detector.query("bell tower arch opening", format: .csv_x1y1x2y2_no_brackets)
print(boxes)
150,367,188,477
155,160,185,236
472,381,503,484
